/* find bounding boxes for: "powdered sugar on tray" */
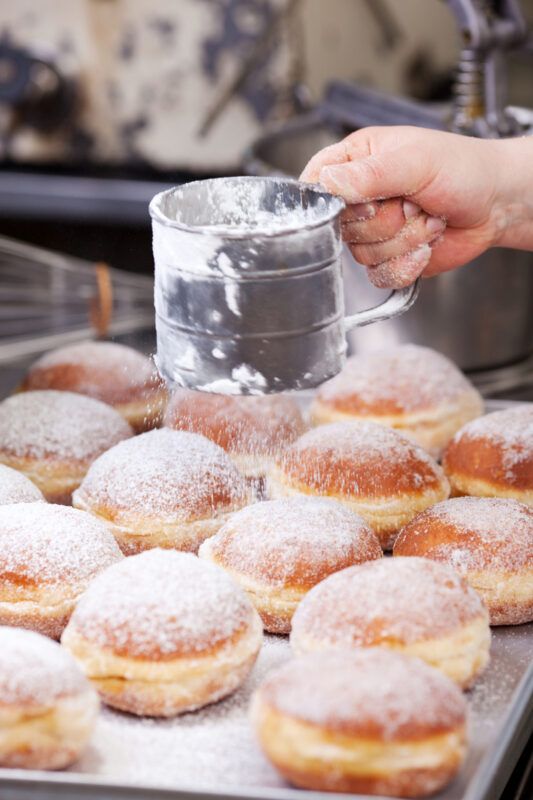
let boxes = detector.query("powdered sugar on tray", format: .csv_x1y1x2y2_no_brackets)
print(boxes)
75,428,246,519
205,498,381,586
291,557,485,645
452,406,533,476
0,391,132,461
0,503,122,587
0,627,89,706
70,549,256,657
0,464,44,505
317,344,480,413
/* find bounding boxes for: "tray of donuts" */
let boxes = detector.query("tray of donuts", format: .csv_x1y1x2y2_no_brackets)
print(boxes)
0,340,531,800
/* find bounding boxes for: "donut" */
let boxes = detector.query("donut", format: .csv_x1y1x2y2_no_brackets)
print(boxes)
21,341,167,432
0,503,123,638
290,556,490,688
311,345,483,458
61,548,263,717
268,421,450,550
251,649,467,797
72,428,248,555
394,497,533,625
0,390,133,504
0,626,99,769
442,406,533,505
164,389,305,486
199,497,382,633
0,464,45,505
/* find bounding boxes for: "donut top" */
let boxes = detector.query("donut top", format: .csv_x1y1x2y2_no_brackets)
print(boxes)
291,557,486,647
443,406,533,487
204,498,382,588
165,390,305,456
315,344,480,415
22,341,164,405
257,649,466,741
395,497,533,573
277,421,447,497
0,391,133,463
74,428,247,521
0,627,91,706
69,549,258,659
0,464,45,505
0,503,123,590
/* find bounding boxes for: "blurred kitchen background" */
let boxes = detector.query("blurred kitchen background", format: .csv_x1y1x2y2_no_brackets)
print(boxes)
1,0,533,399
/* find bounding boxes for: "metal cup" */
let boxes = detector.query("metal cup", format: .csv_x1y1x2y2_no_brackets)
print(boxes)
150,176,418,394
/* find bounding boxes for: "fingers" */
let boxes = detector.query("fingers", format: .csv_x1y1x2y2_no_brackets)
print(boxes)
342,198,413,244
366,244,432,289
349,213,446,266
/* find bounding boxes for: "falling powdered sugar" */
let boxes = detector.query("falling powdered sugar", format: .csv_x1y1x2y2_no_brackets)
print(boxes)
0,503,122,588
0,391,132,462
0,626,90,706
69,549,257,658
0,464,45,505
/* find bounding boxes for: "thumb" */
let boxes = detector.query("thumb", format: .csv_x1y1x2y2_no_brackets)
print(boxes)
319,144,436,203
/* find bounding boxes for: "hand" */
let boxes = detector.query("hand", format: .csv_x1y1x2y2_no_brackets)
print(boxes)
300,126,533,288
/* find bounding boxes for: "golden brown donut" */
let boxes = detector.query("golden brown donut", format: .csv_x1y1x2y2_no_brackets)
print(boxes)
290,556,490,688
311,345,483,458
0,626,99,769
394,497,533,626
0,503,123,639
21,341,167,432
73,428,248,555
442,406,533,505
0,390,133,504
0,463,45,505
62,548,263,717
164,389,306,483
268,421,450,550
251,649,468,797
199,497,382,633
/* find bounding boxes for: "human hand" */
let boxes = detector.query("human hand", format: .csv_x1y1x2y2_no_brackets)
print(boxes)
301,126,533,288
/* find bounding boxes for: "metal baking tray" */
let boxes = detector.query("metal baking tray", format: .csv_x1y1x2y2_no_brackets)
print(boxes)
0,381,530,800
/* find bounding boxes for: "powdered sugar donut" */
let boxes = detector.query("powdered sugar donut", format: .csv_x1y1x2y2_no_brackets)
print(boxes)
268,421,449,550
394,497,533,625
251,649,467,797
0,390,133,504
73,428,249,554
0,503,123,638
62,549,263,716
0,626,99,769
0,464,44,505
310,345,483,458
21,341,167,432
290,556,490,688
442,406,533,505
199,497,381,633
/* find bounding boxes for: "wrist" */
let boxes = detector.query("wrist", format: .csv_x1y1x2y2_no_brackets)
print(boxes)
490,137,533,249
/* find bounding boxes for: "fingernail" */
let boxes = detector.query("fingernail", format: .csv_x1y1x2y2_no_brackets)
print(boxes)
320,165,352,196
351,202,377,220
413,243,432,262
403,200,420,220
426,216,446,235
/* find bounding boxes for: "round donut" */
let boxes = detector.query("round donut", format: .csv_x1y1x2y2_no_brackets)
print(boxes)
290,556,490,688
0,390,133,504
164,389,306,485
394,497,533,626
21,341,167,432
311,345,483,458
442,406,533,505
61,548,263,717
0,464,45,505
72,428,248,555
0,503,123,639
199,497,382,633
251,648,467,797
268,421,450,550
0,626,99,769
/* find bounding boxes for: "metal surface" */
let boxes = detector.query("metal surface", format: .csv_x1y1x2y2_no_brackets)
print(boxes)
151,176,419,395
